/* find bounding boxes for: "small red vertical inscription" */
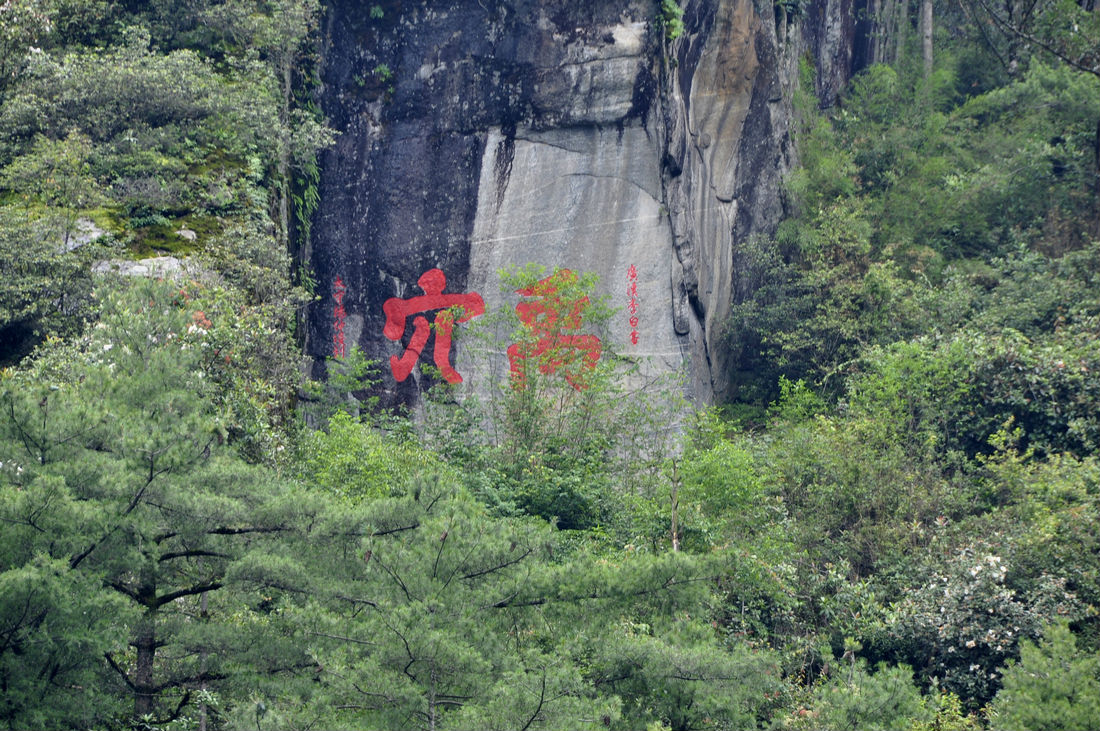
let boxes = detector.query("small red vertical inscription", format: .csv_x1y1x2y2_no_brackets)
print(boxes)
333,276,348,358
627,264,639,346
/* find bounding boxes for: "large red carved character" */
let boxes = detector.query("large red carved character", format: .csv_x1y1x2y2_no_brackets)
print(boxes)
507,269,601,390
383,268,485,384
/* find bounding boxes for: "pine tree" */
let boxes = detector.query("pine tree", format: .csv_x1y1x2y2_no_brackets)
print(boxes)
0,279,319,727
991,622,1100,731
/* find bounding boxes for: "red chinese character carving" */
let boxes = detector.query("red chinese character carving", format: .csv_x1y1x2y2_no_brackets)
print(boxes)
333,277,348,358
507,269,601,390
383,268,485,384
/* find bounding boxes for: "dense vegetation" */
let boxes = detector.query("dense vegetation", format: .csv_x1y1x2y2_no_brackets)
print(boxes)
2,0,1099,729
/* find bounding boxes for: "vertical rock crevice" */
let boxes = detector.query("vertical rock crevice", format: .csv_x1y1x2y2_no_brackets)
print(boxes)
660,0,799,402
658,0,862,402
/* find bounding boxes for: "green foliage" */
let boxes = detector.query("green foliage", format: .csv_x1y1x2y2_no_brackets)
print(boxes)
775,0,808,19
3,27,271,157
850,324,1100,460
679,437,764,542
659,0,684,41
0,0,332,260
975,449,1100,645
752,402,959,576
675,414,791,566
239,479,758,730
734,38,1100,404
769,376,825,422
160,267,306,465
728,204,931,401
884,531,1079,708
950,62,1100,254
4,2,1100,726
0,554,130,728
0,0,58,96
989,622,1100,731
781,660,931,731
0,205,111,361
291,128,322,245
910,691,982,731
588,617,784,730
745,325,1100,710
298,410,446,500
0,129,103,242
300,345,384,427
962,0,1100,87
0,127,116,359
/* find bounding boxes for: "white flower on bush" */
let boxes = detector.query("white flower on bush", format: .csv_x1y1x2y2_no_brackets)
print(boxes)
890,537,1081,706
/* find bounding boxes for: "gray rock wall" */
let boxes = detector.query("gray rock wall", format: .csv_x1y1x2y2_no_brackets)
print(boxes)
306,0,859,406
466,123,682,395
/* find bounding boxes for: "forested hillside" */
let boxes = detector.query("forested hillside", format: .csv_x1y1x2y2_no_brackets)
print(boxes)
2,1,1100,729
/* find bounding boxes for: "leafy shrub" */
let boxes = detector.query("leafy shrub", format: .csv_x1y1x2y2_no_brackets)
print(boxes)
659,0,684,41
884,532,1079,708
850,325,1100,460
298,411,448,500
780,659,930,731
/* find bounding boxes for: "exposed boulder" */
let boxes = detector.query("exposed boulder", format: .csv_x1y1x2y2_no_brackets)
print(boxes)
92,256,191,279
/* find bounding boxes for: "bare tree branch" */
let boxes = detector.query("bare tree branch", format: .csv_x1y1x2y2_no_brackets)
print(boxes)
969,0,1100,77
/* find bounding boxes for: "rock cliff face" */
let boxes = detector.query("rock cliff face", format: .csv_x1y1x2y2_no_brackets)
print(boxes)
306,0,863,405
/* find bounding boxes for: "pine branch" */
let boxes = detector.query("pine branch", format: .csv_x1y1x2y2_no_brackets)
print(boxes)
158,549,232,562
518,672,547,731
103,652,138,692
459,547,534,581
489,573,716,609
155,580,225,608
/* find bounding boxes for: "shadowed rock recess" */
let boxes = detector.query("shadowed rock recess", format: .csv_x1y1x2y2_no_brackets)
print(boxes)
306,0,859,406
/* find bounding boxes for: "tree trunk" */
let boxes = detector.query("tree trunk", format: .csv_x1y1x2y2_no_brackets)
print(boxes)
670,461,681,552
428,667,438,731
133,613,157,719
198,591,209,731
278,59,293,251
921,0,933,77
875,0,893,65
1095,117,1100,239
893,0,907,66
870,0,883,64
133,570,159,720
